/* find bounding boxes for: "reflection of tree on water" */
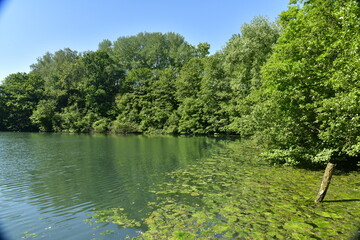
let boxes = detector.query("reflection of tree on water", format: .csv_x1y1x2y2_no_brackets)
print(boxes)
24,134,229,223
0,222,8,240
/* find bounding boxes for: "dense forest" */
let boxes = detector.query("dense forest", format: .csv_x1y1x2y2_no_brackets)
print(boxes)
1,0,360,169
0,16,279,135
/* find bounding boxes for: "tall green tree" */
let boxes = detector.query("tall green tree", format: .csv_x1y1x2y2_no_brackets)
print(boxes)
257,0,360,169
174,50,231,134
0,85,7,130
114,67,154,133
257,0,360,202
98,39,113,53
111,32,198,134
82,50,123,118
113,67,178,133
30,49,84,132
1,73,44,131
175,58,205,134
199,53,231,133
31,99,58,132
142,68,178,132
222,16,281,136
112,32,195,71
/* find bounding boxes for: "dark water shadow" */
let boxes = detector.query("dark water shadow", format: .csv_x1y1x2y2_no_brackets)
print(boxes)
0,222,9,240
323,199,360,203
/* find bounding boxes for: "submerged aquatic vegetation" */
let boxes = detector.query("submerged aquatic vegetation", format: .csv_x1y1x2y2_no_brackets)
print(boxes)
86,208,142,228
91,140,360,239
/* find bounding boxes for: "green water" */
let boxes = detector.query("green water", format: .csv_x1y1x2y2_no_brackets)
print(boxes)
0,132,228,239
137,141,360,239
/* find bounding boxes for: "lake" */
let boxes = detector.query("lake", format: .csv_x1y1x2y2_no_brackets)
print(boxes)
0,132,229,239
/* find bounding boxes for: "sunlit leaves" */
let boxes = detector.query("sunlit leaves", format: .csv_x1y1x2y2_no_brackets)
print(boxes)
221,16,281,136
113,32,195,71
257,0,360,166
1,72,44,131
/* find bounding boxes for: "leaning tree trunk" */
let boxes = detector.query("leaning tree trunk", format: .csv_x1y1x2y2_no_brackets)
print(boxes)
315,162,336,203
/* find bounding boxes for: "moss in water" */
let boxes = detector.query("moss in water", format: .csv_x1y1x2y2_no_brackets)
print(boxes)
91,140,360,239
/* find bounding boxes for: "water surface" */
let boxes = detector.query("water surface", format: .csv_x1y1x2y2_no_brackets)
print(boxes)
0,132,227,239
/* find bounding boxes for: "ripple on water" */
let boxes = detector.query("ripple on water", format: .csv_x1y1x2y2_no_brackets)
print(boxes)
0,133,225,239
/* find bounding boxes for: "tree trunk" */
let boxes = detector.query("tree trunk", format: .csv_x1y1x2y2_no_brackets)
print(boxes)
315,162,336,203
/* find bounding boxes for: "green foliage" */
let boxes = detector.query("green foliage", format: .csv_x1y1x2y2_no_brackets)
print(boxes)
111,117,140,134
174,53,232,134
221,16,281,136
113,32,195,71
174,57,209,134
0,86,6,130
1,72,44,131
0,21,280,136
223,16,280,94
57,106,85,133
196,42,210,58
30,99,57,132
82,50,123,118
26,48,123,132
177,98,204,134
175,58,203,100
256,0,360,166
29,48,86,132
98,39,113,53
200,54,232,133
92,118,110,133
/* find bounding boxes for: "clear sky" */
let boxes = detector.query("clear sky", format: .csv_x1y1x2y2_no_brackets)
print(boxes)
0,0,289,82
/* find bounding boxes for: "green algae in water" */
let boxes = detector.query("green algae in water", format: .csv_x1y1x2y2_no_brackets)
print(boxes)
86,208,142,228
92,140,360,239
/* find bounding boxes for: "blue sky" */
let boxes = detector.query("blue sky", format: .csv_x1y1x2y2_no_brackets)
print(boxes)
0,0,289,82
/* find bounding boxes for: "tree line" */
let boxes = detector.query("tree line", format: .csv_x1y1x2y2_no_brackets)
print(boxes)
1,0,360,170
0,17,280,135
